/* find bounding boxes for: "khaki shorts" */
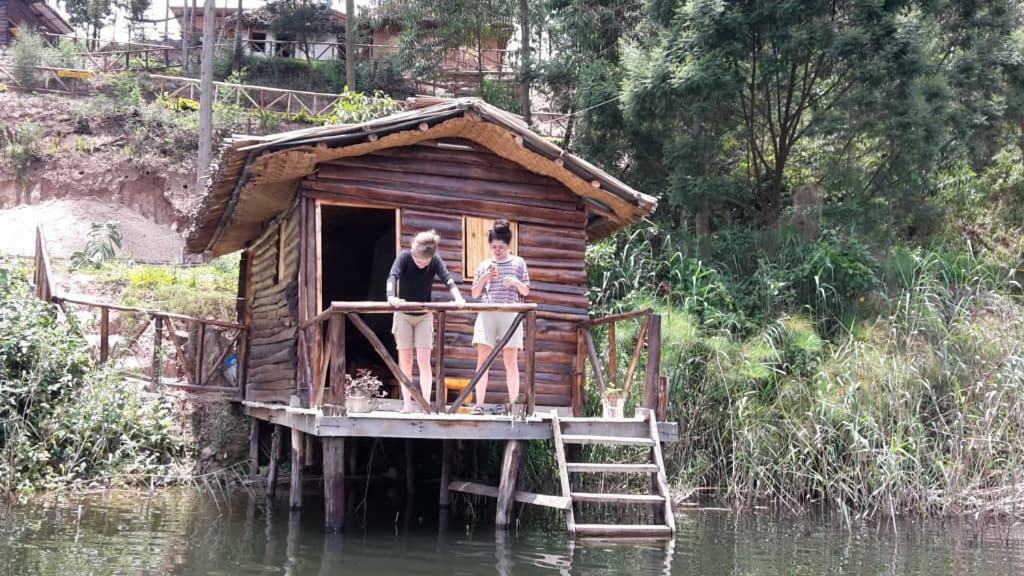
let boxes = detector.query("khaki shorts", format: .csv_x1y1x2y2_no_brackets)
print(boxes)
472,311,524,350
392,312,434,350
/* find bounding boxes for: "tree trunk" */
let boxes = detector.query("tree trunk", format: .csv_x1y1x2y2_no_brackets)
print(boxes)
519,0,531,124
345,0,356,90
232,0,243,70
197,0,217,191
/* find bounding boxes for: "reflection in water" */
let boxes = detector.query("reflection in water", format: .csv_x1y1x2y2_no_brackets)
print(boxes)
0,490,1022,575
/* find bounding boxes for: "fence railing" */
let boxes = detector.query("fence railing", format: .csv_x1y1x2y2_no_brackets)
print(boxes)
301,301,538,416
148,74,343,116
32,226,249,397
575,309,666,419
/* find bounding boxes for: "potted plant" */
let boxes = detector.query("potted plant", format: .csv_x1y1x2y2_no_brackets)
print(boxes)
345,369,384,414
601,387,625,418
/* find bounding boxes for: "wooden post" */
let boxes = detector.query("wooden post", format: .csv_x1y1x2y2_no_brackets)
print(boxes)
99,306,109,363
194,322,205,386
495,440,525,529
248,418,260,478
267,424,282,496
573,328,585,417
323,438,346,530
607,322,617,389
524,310,537,415
433,311,446,412
643,314,662,412
327,313,347,412
439,440,453,508
583,329,606,394
290,428,304,509
152,315,163,387
405,439,416,495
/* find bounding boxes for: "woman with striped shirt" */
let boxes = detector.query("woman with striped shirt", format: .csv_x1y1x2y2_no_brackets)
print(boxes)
470,220,530,415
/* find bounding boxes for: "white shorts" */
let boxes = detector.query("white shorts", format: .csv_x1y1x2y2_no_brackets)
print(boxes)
392,312,433,350
472,311,524,350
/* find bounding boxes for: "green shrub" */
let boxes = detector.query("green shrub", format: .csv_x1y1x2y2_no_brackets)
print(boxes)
9,29,47,87
0,122,43,179
71,221,123,270
324,88,400,124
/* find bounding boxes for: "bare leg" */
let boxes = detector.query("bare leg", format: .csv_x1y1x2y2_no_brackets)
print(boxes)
474,345,492,408
415,347,433,408
503,348,520,406
398,348,414,413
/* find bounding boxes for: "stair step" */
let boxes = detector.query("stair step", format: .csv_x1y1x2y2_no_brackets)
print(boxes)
560,434,654,446
574,523,673,538
570,492,666,504
566,463,659,474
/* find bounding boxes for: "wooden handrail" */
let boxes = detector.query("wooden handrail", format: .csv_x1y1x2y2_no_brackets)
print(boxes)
577,308,652,328
303,301,537,328
57,295,247,330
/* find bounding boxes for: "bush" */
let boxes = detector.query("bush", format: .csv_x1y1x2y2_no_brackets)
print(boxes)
0,262,185,493
0,122,43,180
9,29,47,87
324,89,400,124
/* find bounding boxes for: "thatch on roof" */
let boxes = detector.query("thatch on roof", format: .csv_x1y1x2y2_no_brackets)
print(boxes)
186,98,657,256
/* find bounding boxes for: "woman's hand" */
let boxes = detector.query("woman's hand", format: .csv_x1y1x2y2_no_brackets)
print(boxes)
388,296,405,307
502,277,528,295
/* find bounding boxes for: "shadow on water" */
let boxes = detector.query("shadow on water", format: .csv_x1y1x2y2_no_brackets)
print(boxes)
1,489,1024,575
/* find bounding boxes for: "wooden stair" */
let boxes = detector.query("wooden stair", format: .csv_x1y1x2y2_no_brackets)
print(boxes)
552,410,675,538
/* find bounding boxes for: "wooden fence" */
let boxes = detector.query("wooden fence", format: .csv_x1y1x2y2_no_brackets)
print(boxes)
302,301,538,416
32,227,249,397
148,74,343,117
575,308,667,419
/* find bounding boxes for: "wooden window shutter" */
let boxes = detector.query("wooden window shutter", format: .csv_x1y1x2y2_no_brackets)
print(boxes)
463,217,517,280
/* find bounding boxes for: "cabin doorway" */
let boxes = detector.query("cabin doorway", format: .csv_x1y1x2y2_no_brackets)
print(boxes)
319,203,398,398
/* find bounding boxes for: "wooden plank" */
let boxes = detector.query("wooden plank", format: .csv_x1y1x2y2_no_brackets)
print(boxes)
608,322,617,390
448,480,571,510
560,434,654,446
434,311,446,412
163,317,195,385
326,313,346,413
565,463,659,473
323,438,345,530
267,424,282,497
550,411,576,533
573,524,672,538
152,315,163,387
573,329,585,417
578,308,652,328
194,322,206,386
570,492,664,504
348,312,432,413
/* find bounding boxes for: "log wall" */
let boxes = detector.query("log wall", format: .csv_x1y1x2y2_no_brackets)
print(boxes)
245,205,301,403
303,141,589,407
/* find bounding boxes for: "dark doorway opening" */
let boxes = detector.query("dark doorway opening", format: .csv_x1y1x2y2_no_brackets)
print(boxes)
320,204,397,397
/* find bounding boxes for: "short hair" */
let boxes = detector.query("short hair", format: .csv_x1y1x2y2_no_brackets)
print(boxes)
411,230,440,259
488,219,513,244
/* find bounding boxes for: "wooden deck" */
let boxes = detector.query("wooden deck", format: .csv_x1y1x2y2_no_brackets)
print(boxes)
243,400,679,441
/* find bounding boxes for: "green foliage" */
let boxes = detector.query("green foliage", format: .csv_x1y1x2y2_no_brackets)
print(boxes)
0,122,43,180
9,30,47,87
324,89,400,124
0,262,185,493
70,221,123,270
265,0,343,64
87,259,240,321
356,56,412,98
479,78,520,114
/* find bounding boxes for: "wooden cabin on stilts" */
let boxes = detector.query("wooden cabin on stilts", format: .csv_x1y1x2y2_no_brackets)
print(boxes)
185,98,677,538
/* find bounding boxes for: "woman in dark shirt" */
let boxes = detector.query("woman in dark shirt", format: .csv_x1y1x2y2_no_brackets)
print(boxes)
387,230,464,413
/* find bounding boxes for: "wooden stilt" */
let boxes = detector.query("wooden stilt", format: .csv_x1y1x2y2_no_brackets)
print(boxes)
290,428,304,509
405,439,416,495
248,418,260,478
439,440,453,508
267,424,282,497
495,440,525,528
323,437,346,530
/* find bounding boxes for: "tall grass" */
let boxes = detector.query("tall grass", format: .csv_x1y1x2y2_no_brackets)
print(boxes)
587,225,1024,519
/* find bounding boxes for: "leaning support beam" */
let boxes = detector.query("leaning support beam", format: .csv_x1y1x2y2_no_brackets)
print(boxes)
495,440,526,528
323,437,346,530
290,428,304,509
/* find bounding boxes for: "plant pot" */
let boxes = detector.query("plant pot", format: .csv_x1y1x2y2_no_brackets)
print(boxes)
346,395,372,414
601,395,625,419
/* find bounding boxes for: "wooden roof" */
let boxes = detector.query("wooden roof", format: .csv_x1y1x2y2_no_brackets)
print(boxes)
186,98,657,256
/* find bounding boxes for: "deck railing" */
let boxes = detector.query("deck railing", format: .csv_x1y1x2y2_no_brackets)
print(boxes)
575,309,667,419
301,302,538,416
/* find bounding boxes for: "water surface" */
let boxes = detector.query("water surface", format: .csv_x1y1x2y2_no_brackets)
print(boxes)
1,491,1021,575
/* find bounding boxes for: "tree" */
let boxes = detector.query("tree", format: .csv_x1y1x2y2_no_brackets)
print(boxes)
118,0,152,41
63,0,114,47
265,0,343,64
